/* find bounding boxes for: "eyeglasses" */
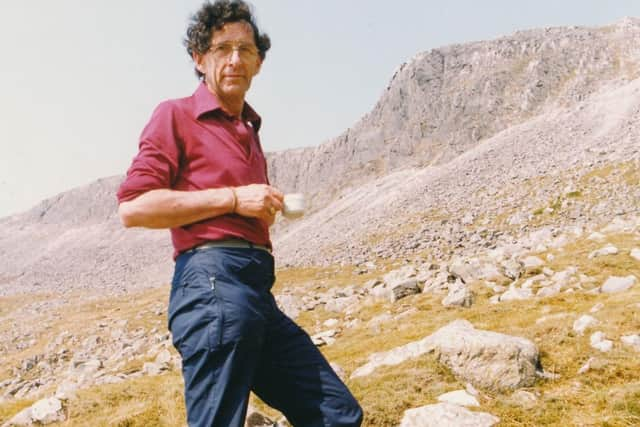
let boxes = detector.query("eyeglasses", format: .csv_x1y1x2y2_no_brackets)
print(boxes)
208,42,259,60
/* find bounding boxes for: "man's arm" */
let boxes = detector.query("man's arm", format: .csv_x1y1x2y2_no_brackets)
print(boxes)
118,184,283,229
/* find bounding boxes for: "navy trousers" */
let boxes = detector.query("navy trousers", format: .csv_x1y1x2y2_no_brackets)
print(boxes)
168,247,363,427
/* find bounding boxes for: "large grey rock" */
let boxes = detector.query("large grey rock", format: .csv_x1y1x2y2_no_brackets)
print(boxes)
399,403,499,427
351,320,540,390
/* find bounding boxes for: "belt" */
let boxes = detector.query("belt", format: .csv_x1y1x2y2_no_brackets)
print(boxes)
187,239,271,254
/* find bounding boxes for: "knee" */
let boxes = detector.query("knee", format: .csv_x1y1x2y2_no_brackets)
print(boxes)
328,394,363,427
345,398,364,427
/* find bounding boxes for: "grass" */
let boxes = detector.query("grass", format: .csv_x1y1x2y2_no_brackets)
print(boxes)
1,226,639,425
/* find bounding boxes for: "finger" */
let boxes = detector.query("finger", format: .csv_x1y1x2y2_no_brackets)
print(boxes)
271,197,284,211
269,186,284,201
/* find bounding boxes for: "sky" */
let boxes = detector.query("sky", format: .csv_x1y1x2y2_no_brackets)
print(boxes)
1,1,640,218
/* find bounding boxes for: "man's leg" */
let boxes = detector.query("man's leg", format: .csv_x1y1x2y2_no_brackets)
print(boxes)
168,249,272,427
252,300,363,427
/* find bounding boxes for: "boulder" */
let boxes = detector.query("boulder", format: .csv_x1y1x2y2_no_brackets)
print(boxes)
351,320,540,391
442,280,474,307
388,279,421,303
383,266,417,286
399,403,499,427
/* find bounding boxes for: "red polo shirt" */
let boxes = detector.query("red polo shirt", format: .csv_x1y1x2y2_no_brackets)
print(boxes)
117,82,271,257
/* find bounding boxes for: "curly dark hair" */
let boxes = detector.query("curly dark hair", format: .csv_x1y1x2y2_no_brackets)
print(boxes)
184,0,271,79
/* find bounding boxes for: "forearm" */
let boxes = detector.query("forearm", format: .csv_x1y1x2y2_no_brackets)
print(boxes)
118,188,234,229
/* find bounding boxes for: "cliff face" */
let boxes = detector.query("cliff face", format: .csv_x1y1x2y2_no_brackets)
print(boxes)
267,18,640,207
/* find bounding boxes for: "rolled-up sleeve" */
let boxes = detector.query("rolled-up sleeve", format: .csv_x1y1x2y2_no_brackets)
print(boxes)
117,102,182,203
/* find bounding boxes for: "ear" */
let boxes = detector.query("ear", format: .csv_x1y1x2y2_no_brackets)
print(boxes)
254,56,263,75
192,52,205,75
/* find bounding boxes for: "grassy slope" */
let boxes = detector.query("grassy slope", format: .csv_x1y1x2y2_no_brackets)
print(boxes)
0,163,638,426
1,232,639,426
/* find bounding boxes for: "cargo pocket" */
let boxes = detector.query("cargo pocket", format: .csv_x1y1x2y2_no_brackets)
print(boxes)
168,276,224,361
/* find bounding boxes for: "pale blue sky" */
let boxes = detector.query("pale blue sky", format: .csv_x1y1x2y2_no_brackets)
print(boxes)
1,1,639,217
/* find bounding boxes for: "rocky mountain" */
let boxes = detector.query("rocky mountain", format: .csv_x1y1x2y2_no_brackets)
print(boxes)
268,18,640,202
1,19,640,297
1,18,640,426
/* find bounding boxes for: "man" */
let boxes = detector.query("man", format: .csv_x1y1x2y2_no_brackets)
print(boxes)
116,1,363,426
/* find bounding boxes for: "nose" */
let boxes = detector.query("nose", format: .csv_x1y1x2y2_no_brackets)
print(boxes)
227,48,242,65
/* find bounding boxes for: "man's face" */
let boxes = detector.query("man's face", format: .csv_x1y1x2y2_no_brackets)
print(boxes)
194,21,262,106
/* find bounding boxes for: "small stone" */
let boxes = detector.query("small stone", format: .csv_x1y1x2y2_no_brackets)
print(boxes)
578,357,595,374
621,334,640,351
437,390,480,407
521,256,544,269
631,248,640,262
500,285,533,302
155,349,172,366
590,332,613,352
588,244,619,259
587,232,606,241
311,330,337,347
142,362,166,376
573,315,598,335
589,303,604,313
601,275,637,293
323,318,339,328
399,403,499,427
508,390,538,409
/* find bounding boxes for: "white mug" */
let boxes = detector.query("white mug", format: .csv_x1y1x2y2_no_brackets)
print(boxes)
283,193,305,219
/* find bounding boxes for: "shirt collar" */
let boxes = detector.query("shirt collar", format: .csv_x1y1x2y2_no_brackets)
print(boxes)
193,81,261,131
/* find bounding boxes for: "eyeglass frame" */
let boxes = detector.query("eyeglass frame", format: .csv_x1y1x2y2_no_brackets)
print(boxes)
208,41,260,61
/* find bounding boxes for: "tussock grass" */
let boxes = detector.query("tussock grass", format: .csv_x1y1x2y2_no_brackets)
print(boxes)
1,230,639,425
62,372,186,427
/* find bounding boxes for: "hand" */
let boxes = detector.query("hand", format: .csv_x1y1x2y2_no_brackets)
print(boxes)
233,184,284,222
